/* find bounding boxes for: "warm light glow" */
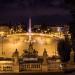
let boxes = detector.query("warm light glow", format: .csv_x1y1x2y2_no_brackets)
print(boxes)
0,61,13,64
0,32,5,36
0,29,70,57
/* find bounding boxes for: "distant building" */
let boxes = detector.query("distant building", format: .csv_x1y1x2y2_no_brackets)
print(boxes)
33,25,41,29
49,25,69,33
0,26,10,36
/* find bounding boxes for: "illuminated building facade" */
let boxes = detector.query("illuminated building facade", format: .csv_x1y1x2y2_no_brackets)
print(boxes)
0,41,74,73
0,42,63,73
0,58,13,72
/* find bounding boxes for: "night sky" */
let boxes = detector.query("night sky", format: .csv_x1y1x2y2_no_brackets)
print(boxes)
0,0,73,25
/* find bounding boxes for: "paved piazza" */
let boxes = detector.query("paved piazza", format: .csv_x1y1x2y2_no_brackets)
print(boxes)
0,32,65,57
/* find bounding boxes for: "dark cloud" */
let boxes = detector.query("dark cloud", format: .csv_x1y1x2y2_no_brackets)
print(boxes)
32,15,72,25
0,0,73,24
0,0,65,9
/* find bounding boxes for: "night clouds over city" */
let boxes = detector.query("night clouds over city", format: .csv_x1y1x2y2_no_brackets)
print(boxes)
0,0,73,24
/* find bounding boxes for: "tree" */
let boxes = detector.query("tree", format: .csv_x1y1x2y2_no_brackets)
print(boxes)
64,0,75,61
57,36,71,62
